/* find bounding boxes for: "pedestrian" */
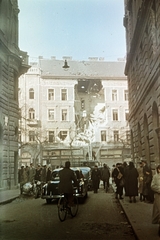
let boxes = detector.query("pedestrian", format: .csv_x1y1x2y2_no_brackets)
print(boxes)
111,164,116,184
46,166,52,182
142,160,153,202
18,165,28,194
25,166,29,182
35,164,42,181
28,163,36,183
41,165,47,183
122,162,128,196
125,161,139,203
137,161,144,201
101,164,110,192
151,165,160,236
112,163,124,199
91,165,101,193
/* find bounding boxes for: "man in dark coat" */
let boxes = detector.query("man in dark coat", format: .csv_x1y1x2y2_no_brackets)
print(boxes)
91,165,101,193
35,164,42,181
112,163,124,199
101,164,110,191
59,161,77,206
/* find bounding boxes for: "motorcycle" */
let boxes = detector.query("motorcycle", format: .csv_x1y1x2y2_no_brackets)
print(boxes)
34,180,42,199
22,182,35,196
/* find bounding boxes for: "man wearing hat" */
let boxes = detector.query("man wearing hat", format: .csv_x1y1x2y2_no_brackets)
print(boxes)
18,165,28,194
59,161,78,207
28,163,36,183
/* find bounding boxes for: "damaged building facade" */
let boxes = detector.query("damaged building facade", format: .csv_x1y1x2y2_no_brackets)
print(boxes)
19,57,130,168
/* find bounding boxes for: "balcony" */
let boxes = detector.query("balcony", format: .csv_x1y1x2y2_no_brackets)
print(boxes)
27,120,41,128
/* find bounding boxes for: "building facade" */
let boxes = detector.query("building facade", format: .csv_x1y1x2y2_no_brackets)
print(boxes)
124,0,160,168
19,57,130,168
0,0,29,189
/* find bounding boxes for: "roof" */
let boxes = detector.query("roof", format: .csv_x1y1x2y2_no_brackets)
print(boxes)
37,58,126,79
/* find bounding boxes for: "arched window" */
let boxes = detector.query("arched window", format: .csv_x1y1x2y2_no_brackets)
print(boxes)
29,88,34,99
144,114,150,164
137,122,142,157
152,101,160,164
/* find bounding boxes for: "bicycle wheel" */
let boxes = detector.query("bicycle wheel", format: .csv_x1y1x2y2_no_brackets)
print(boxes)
70,196,78,217
58,197,67,222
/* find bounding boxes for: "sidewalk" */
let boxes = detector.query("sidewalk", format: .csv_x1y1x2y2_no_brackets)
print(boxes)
0,188,20,205
119,196,159,240
0,188,160,239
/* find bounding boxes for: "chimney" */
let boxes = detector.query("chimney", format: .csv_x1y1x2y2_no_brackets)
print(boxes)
63,56,72,60
88,57,98,61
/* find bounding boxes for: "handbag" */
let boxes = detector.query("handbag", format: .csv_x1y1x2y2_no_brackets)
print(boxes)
117,172,123,179
119,178,125,186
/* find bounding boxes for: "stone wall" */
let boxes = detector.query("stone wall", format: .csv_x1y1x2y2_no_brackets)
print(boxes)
124,0,160,168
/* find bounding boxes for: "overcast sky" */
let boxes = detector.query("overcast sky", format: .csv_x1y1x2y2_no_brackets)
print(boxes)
18,0,126,62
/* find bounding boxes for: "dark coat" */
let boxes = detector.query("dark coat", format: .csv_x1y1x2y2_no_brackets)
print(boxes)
91,169,101,190
112,167,124,184
46,168,52,182
58,168,77,194
35,168,42,181
101,167,110,181
125,167,139,196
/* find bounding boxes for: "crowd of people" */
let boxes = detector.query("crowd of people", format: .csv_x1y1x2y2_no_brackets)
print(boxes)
18,160,160,236
91,160,160,236
111,160,154,203
18,163,52,194
91,160,148,200
111,160,160,236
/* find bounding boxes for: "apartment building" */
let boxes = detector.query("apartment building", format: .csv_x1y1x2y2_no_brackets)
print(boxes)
19,57,130,168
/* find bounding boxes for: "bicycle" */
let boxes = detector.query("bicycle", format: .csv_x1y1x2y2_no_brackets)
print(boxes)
57,193,78,222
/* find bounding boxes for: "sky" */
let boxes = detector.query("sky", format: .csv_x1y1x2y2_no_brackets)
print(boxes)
18,0,126,62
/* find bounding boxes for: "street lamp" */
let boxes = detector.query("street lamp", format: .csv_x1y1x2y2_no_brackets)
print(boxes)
62,60,70,69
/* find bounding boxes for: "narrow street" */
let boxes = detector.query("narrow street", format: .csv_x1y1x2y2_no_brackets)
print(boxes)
0,186,136,240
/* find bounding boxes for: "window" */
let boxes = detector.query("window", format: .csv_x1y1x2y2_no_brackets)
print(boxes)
125,110,129,121
112,90,117,101
113,131,119,142
29,131,35,141
124,90,128,101
126,130,131,142
29,108,35,120
61,89,67,101
59,131,67,141
48,109,54,120
101,131,106,141
112,109,118,121
14,72,18,101
48,131,55,143
48,89,54,100
81,99,85,110
19,131,21,143
29,88,34,99
62,109,67,121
